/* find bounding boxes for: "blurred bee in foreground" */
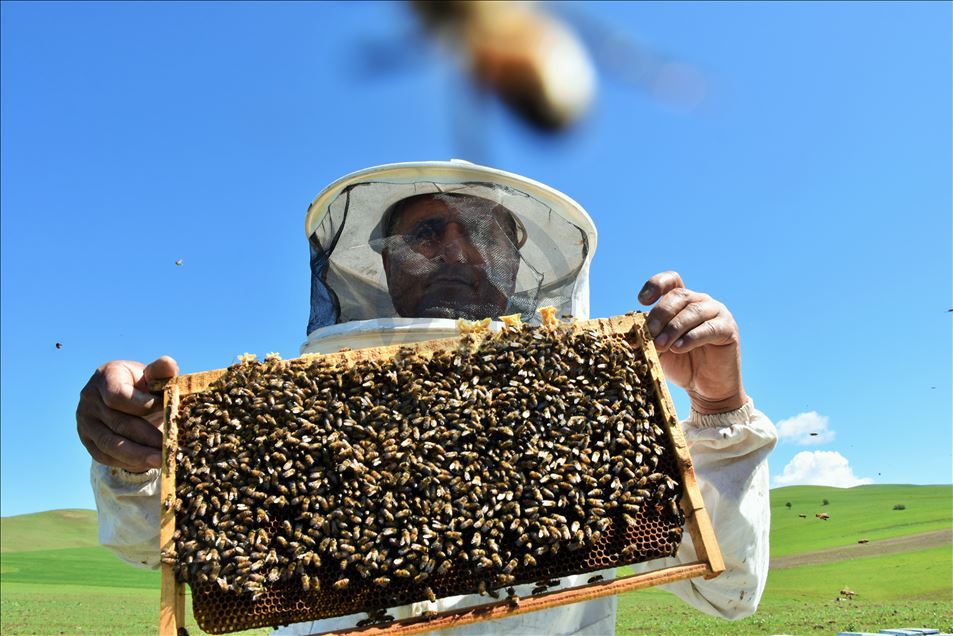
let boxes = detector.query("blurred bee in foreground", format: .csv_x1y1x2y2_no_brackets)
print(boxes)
401,0,705,133
410,0,596,131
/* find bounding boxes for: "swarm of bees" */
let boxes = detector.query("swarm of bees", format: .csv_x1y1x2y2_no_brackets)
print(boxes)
170,320,685,630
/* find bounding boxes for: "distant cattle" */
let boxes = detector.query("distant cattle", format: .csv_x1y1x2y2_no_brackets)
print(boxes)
857,539,869,544
816,512,830,520
798,514,807,518
839,587,856,598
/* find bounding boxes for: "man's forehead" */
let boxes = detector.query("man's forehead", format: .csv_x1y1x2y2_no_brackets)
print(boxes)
389,194,507,229
393,195,454,221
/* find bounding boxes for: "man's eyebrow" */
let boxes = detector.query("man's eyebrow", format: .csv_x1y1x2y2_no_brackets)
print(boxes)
396,211,445,231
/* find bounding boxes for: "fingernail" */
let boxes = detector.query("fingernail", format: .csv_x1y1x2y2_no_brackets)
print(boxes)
639,285,655,302
673,338,684,349
147,452,162,468
648,319,661,336
133,389,156,410
655,333,669,348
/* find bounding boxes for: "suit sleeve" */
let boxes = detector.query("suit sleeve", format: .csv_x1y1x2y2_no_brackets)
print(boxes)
90,460,162,570
628,398,777,619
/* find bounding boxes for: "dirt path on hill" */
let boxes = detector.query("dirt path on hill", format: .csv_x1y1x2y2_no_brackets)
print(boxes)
771,528,952,569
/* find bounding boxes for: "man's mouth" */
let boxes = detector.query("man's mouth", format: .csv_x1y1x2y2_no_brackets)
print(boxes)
426,274,477,291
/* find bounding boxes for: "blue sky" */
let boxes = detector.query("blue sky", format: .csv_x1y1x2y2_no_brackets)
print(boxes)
1,1,950,517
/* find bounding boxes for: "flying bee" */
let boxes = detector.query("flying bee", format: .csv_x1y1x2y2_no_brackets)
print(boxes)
355,0,692,141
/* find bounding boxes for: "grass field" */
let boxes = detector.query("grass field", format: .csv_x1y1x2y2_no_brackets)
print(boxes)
2,485,951,635
0,583,202,635
769,484,952,557
614,542,953,634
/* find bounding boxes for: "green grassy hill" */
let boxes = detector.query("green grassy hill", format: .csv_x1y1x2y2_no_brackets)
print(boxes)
769,484,952,556
0,509,100,553
1,484,951,635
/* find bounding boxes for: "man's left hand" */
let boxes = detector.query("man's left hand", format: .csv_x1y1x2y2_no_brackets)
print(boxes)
638,271,747,415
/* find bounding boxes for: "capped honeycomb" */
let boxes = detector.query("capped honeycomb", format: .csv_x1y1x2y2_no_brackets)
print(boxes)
169,322,685,634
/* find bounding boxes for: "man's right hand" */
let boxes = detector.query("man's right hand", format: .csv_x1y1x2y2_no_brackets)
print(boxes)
76,356,178,473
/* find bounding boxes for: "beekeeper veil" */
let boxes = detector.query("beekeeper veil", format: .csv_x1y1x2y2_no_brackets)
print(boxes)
305,161,597,335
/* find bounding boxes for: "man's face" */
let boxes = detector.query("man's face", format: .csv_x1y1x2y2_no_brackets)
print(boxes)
381,194,521,320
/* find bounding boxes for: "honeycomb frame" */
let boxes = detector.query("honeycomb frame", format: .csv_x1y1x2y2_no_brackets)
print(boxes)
155,313,724,635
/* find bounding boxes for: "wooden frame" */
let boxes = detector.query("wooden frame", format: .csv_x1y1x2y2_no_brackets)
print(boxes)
156,313,724,636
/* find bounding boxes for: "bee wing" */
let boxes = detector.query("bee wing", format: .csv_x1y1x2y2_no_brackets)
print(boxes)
546,1,707,110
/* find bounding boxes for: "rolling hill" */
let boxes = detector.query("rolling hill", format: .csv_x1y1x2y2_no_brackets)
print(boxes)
0,509,100,553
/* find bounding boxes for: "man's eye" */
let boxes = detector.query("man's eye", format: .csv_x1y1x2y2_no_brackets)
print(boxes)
412,220,442,243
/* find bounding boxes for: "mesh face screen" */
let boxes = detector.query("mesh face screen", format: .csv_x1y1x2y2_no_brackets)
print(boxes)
308,182,590,333
173,325,684,634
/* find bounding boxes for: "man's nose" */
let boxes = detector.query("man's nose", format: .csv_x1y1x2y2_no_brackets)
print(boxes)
437,223,470,263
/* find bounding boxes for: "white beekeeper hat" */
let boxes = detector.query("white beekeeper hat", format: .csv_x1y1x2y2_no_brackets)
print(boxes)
304,160,597,335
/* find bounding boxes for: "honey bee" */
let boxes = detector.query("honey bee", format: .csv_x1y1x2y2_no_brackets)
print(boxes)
333,578,350,590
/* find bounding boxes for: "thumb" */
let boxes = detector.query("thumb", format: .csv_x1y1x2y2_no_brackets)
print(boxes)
142,355,179,384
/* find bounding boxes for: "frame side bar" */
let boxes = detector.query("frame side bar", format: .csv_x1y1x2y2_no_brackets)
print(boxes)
159,380,184,635
624,317,726,577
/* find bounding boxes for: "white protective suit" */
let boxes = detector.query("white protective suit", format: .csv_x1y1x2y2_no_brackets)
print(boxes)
91,161,777,636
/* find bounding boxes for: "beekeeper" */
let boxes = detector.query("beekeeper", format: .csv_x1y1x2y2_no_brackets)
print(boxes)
78,161,777,635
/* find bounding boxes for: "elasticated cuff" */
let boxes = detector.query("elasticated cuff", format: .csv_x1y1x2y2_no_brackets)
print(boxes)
96,461,160,486
686,398,756,430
